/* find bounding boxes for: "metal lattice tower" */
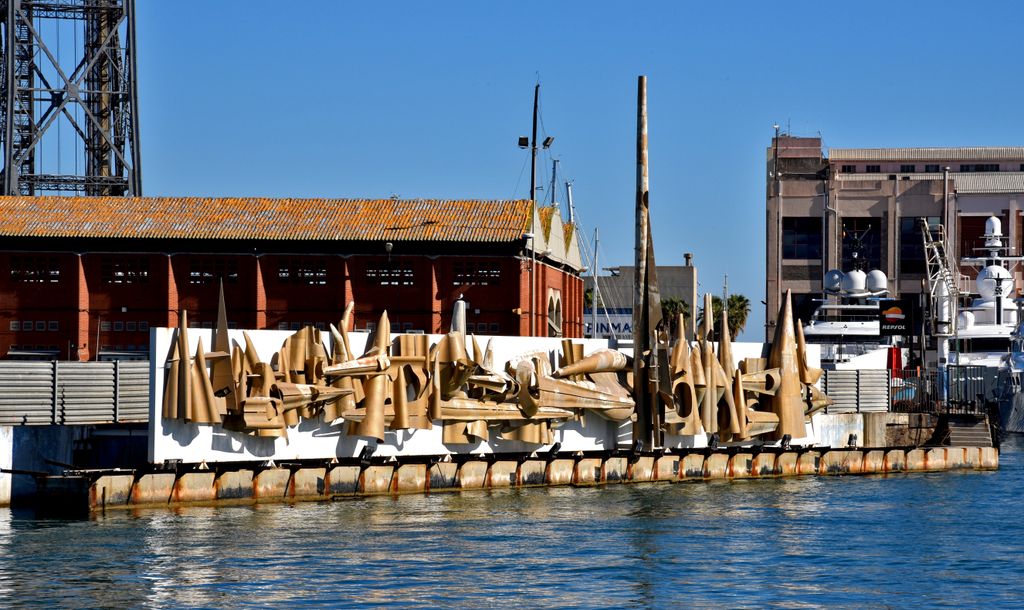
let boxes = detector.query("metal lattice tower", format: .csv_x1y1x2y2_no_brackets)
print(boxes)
0,0,141,196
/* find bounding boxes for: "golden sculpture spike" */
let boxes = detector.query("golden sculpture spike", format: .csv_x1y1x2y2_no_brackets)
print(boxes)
189,337,222,425
795,318,824,386
176,310,192,422
767,290,806,439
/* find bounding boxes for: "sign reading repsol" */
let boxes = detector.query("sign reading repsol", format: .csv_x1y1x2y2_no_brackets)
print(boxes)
878,298,916,336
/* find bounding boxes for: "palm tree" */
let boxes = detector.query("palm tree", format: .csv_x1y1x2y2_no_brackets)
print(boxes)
659,297,690,339
697,294,751,340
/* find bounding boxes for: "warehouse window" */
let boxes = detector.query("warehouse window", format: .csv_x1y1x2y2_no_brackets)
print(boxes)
11,256,59,283
366,264,414,286
782,217,822,259
960,164,999,172
189,259,239,285
102,256,150,284
840,165,856,173
925,164,940,173
865,165,881,173
453,262,501,286
277,258,328,285
900,164,916,173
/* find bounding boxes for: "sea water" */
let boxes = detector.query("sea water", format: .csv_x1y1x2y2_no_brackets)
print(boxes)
1,438,1022,608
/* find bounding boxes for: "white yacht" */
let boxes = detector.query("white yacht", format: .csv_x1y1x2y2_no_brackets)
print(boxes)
952,216,1020,368
803,267,893,368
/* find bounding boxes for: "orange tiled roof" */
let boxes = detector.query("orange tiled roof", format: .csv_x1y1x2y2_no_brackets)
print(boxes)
0,196,534,242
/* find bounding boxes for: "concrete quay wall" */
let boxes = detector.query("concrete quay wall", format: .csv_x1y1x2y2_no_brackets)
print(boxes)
72,446,999,512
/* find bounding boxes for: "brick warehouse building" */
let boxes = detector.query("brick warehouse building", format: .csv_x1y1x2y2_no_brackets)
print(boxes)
0,197,585,360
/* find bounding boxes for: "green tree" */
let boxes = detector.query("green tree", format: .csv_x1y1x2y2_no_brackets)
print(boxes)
697,294,751,340
659,297,690,339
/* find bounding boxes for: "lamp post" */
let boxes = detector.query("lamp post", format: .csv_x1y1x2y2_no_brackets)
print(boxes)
524,232,535,336
519,83,555,337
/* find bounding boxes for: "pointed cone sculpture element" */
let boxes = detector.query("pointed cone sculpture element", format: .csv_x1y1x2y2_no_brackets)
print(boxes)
210,280,234,414
718,309,735,382
700,293,714,342
176,311,192,421
690,344,706,409
162,328,181,420
732,373,749,441
451,299,467,335
354,310,391,441
699,306,718,435
391,365,410,430
429,353,443,421
189,337,222,425
670,337,700,435
795,319,824,386
768,290,806,439
552,349,630,378
341,301,355,351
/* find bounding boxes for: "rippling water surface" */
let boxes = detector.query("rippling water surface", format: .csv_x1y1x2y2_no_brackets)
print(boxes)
2,439,1023,608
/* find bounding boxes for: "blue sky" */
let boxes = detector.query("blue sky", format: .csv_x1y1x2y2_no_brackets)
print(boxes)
135,1,1024,339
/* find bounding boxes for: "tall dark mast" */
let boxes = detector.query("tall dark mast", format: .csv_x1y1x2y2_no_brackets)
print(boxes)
1,0,142,196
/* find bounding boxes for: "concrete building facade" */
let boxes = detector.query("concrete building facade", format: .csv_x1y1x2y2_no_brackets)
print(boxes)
586,258,698,341
766,136,1024,339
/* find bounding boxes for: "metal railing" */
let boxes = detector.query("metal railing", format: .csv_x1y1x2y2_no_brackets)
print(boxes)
890,365,994,416
0,361,149,425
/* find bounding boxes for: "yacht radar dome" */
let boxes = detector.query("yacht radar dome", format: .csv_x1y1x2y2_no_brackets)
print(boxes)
841,269,867,297
984,216,1004,248
977,265,1013,299
866,269,888,294
823,269,844,293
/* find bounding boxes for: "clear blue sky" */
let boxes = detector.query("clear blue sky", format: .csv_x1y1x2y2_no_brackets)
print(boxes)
136,1,1024,339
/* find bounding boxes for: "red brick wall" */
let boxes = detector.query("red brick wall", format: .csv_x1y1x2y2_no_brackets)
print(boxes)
0,248,582,359
0,252,81,358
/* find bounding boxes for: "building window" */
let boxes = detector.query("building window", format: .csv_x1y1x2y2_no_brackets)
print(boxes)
899,216,940,274
277,258,328,285
489,323,500,333
547,292,563,337
840,165,856,173
452,262,501,286
189,259,239,285
960,164,999,172
139,321,149,332
1020,164,1024,172
35,321,45,331
865,165,881,173
9,321,19,331
102,256,150,284
841,217,882,271
366,264,414,286
782,217,822,259
48,321,58,331
11,256,59,283
900,164,916,173
925,164,940,173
